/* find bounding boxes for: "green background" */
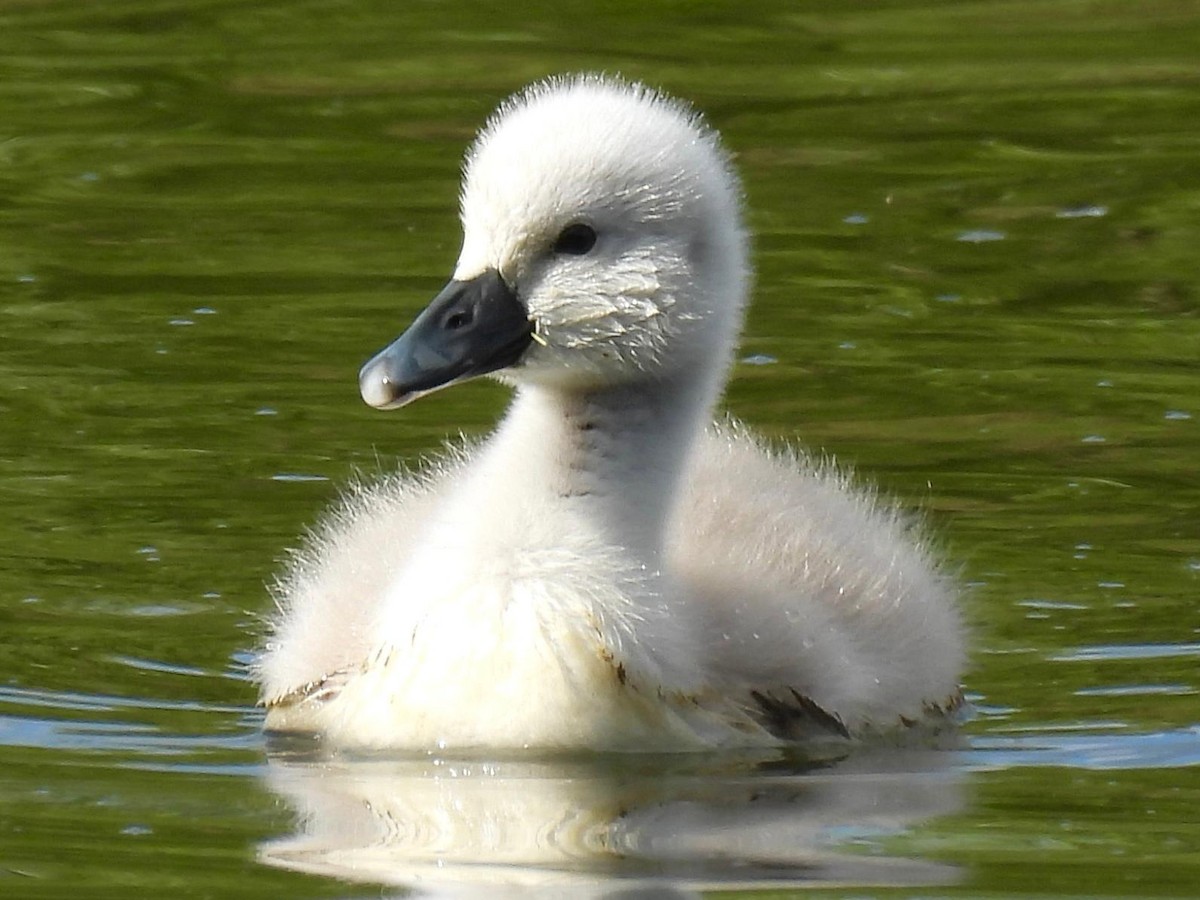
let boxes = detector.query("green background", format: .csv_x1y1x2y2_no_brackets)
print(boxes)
2,1,1198,896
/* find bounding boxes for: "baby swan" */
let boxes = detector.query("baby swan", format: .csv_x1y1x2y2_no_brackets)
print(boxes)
259,75,964,752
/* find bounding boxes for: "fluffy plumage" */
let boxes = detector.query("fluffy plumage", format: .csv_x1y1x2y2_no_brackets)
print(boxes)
258,75,964,751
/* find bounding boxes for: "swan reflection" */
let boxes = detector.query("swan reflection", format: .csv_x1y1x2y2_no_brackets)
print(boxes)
260,744,964,896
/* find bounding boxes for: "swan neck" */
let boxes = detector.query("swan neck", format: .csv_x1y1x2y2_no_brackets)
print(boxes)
500,372,710,558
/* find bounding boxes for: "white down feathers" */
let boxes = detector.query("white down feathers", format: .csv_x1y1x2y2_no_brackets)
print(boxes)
258,75,964,752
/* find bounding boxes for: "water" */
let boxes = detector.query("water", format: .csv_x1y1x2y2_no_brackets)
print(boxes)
2,1,1198,896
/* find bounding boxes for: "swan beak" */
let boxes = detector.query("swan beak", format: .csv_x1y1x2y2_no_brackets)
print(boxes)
359,269,534,409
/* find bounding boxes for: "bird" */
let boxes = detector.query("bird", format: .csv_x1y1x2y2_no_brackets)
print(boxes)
257,74,965,752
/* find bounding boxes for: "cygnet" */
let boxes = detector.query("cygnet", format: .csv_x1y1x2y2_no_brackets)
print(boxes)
258,75,965,752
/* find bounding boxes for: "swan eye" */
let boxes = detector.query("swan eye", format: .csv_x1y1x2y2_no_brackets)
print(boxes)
553,223,597,255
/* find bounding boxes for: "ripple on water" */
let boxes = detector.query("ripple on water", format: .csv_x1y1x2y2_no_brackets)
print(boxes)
969,726,1200,770
1049,643,1200,663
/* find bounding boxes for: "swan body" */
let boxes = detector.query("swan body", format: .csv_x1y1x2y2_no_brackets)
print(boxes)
259,75,964,751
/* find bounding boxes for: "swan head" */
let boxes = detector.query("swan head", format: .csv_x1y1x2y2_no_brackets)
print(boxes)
360,74,748,409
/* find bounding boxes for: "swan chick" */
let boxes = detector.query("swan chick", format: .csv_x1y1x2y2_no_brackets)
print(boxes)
259,75,965,752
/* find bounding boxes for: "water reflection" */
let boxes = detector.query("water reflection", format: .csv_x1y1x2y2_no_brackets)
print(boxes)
259,743,964,896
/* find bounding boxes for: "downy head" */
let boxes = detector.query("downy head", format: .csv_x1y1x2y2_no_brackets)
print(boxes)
360,75,749,409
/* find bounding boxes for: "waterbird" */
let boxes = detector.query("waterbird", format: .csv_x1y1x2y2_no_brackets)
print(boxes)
258,74,964,751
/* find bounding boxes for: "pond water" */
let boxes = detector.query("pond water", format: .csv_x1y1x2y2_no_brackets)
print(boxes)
2,1,1198,897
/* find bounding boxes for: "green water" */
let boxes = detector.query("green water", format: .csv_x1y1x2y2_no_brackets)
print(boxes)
2,1,1198,896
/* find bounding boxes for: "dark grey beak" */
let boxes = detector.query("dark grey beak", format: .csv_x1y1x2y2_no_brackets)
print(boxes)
359,269,534,410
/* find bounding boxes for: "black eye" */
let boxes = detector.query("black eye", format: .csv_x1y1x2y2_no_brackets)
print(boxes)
553,223,597,255
443,309,472,330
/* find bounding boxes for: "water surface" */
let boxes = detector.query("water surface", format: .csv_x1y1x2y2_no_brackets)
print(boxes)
2,1,1198,897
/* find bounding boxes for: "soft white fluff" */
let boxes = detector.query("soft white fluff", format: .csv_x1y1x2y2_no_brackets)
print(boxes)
258,75,964,751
